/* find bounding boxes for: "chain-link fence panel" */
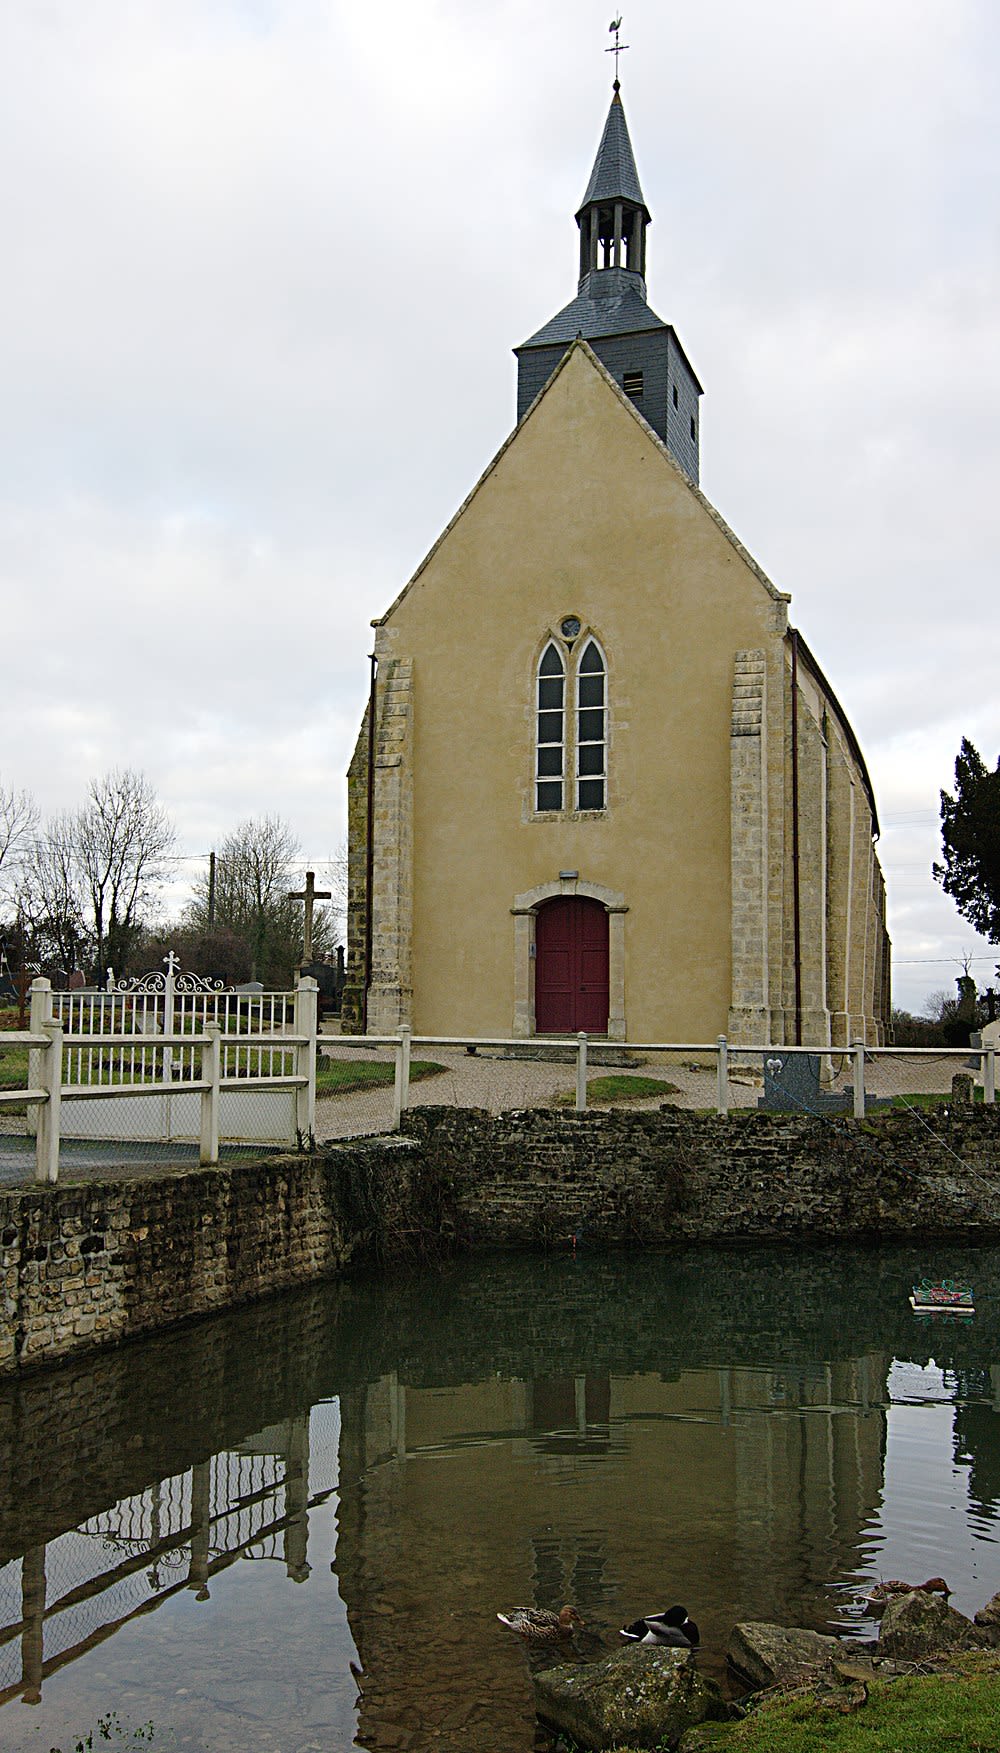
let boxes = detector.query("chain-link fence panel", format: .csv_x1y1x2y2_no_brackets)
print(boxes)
863,1048,987,1110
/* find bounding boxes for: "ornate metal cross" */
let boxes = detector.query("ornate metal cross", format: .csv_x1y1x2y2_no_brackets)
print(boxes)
289,870,331,965
606,15,629,83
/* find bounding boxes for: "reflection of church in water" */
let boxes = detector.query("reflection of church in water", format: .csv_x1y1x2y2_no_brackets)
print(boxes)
0,1350,891,1730
3,1255,1000,1750
334,1354,891,1745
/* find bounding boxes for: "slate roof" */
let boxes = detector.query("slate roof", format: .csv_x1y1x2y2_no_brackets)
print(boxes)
576,90,650,218
515,276,666,352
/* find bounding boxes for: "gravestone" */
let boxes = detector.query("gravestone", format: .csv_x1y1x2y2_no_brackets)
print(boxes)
758,1052,851,1114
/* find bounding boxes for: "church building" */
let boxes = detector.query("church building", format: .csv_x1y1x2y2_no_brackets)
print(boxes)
343,81,890,1048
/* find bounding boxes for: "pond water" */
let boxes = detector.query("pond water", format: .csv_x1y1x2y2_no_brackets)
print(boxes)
2,1243,999,1752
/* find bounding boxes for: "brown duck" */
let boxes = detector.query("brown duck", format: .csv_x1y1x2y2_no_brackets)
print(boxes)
864,1576,950,1613
497,1605,585,1641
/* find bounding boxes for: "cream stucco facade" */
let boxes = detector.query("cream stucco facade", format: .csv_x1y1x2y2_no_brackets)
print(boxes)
343,340,890,1047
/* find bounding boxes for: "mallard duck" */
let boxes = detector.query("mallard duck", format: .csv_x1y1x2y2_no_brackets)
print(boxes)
864,1576,950,1613
620,1604,700,1647
497,1604,585,1641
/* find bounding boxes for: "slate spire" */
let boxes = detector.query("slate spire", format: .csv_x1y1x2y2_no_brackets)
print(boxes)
572,83,650,291
576,86,650,226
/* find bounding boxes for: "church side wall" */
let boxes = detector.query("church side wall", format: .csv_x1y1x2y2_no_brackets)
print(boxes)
792,668,831,1045
825,729,858,1048
341,710,371,1032
367,656,414,1034
728,649,770,1040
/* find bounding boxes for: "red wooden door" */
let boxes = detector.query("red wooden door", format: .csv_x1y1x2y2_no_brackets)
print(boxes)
535,897,609,1034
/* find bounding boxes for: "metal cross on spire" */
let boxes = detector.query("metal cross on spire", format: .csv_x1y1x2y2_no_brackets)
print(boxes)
606,15,629,89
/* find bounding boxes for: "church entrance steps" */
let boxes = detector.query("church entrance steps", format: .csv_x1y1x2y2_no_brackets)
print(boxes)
472,1042,645,1069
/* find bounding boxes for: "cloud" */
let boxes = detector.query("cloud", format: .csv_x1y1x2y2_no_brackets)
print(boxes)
1,0,998,1010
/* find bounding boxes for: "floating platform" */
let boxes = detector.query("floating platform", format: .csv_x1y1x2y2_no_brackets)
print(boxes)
909,1280,974,1316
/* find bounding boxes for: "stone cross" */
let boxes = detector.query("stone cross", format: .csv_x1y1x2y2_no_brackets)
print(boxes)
289,871,331,965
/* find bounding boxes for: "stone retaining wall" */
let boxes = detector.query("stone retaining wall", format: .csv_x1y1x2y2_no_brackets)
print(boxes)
404,1103,1000,1248
0,1155,363,1376
1,1105,998,1375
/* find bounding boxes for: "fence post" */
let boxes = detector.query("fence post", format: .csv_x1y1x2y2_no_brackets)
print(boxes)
27,978,53,1140
200,1025,221,1166
35,1019,62,1185
852,1040,866,1119
294,976,318,1146
393,1027,412,1130
985,1048,996,1106
162,951,177,1087
576,1033,588,1111
716,1034,729,1116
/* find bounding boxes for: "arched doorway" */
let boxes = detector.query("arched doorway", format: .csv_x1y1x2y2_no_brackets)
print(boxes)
535,896,609,1034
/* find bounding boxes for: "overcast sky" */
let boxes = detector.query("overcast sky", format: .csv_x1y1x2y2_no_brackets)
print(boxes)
2,0,998,1012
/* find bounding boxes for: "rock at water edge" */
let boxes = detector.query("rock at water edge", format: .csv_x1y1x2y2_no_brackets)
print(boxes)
533,1643,728,1752
974,1591,1000,1631
727,1623,840,1690
879,1590,988,1659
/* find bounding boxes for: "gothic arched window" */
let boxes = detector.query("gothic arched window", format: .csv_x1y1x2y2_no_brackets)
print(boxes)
576,640,606,811
536,643,565,812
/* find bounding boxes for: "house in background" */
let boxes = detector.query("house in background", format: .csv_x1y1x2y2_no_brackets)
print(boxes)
343,81,890,1047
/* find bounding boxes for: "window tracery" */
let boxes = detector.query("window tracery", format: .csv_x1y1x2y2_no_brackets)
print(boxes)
534,632,607,814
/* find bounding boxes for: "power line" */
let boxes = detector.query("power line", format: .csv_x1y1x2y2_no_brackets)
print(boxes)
893,954,998,966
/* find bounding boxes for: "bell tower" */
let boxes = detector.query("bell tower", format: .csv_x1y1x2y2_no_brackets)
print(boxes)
574,82,650,289
515,80,703,482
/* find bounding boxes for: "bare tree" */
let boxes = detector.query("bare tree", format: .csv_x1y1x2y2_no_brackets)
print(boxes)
323,840,348,947
0,780,37,897
18,811,92,976
188,816,334,984
76,770,176,981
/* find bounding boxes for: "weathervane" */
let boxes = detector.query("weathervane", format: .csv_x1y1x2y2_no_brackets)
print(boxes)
606,15,629,88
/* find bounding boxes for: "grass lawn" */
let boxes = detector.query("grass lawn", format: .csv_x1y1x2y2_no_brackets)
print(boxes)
616,1653,1000,1752
0,1044,29,1090
0,1046,447,1102
555,1073,681,1107
732,1657,999,1752
315,1057,446,1097
890,1088,984,1108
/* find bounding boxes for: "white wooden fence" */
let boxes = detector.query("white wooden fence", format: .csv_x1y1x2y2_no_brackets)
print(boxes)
343,1031,998,1128
1,975,318,1182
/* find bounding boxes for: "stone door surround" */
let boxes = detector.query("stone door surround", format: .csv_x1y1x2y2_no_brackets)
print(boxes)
511,877,627,1040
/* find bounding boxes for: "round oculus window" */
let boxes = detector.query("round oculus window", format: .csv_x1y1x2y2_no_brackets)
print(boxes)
560,616,581,639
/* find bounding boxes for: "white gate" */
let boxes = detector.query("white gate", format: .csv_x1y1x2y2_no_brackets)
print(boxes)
49,958,312,1146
